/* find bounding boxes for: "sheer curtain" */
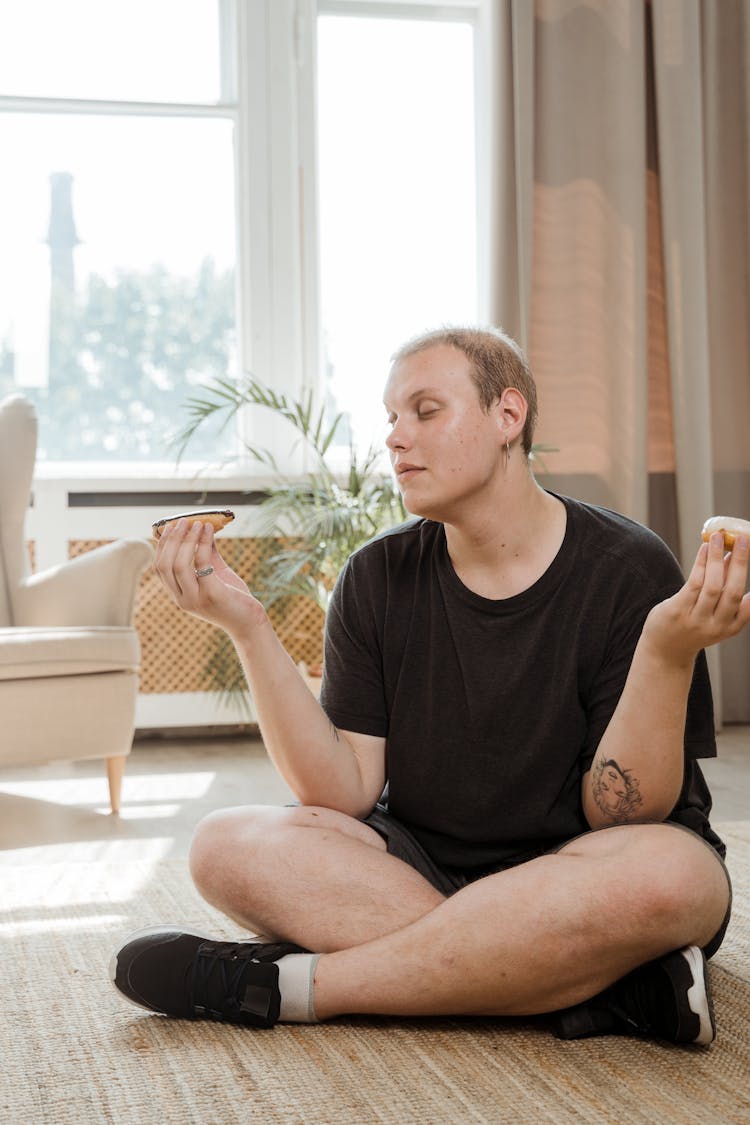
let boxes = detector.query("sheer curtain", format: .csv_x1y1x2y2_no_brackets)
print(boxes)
489,0,750,722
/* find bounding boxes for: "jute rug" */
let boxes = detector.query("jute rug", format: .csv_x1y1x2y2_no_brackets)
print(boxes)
2,823,749,1125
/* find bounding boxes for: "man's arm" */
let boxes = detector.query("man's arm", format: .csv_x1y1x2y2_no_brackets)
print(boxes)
582,531,750,829
154,518,386,818
231,612,386,816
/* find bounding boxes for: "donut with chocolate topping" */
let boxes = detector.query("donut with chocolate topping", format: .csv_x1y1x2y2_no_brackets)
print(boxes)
152,509,235,539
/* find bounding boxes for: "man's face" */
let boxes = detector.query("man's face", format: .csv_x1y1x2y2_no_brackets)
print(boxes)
598,764,628,814
383,344,505,522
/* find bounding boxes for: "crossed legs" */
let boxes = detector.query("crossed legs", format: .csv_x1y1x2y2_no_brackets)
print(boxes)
188,805,730,1021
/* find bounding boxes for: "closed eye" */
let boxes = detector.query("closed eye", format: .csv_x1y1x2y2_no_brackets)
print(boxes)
385,401,441,425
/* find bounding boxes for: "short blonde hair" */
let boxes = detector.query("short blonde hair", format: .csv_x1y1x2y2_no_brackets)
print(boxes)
391,326,538,455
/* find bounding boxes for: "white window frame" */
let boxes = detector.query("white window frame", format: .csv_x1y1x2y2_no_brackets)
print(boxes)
243,0,489,475
0,0,489,482
3,0,489,728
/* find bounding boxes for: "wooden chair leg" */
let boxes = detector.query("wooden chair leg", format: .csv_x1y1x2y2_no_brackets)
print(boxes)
106,755,127,814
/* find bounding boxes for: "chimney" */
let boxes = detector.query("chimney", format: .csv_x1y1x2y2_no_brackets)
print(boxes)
46,171,80,292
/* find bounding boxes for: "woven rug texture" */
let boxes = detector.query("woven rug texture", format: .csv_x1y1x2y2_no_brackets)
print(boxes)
2,821,749,1125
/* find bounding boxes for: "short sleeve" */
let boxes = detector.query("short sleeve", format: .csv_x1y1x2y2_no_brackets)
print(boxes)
319,554,389,737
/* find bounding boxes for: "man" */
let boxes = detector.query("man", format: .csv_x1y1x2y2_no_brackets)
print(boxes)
111,327,748,1044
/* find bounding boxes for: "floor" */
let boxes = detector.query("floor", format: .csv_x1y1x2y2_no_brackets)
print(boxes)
0,731,289,866
0,725,748,867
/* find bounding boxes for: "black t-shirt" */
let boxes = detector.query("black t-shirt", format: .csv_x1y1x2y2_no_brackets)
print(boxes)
320,495,723,869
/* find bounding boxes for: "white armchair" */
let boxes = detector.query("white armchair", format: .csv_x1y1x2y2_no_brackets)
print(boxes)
0,394,154,812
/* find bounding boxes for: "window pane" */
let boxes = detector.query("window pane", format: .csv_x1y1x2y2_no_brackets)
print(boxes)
317,15,478,454
0,114,237,461
0,0,221,103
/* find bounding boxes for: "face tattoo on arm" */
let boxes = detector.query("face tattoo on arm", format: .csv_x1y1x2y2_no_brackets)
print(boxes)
591,758,644,824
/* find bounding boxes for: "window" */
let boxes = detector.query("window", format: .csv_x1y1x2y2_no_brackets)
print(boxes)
0,1,482,470
0,0,236,463
316,5,479,455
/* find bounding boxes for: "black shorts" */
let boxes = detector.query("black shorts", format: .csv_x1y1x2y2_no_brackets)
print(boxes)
364,805,733,960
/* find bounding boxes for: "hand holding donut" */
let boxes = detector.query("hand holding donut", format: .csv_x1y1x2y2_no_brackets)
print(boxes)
643,517,750,666
701,515,750,551
153,517,267,638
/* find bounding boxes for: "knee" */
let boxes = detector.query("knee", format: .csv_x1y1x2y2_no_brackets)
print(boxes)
188,802,385,897
635,827,729,947
566,823,730,951
188,805,268,894
187,804,353,890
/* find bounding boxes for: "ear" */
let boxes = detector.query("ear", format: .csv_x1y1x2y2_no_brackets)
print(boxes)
493,387,528,444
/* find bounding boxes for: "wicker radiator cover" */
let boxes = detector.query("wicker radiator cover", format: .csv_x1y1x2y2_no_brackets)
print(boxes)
67,540,325,695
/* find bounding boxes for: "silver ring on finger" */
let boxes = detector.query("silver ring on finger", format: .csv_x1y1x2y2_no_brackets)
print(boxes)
195,566,214,578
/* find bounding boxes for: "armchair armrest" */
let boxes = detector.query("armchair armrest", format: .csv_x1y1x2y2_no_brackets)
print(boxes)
15,538,154,627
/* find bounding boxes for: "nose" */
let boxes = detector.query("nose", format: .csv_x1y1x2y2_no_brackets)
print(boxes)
386,416,410,452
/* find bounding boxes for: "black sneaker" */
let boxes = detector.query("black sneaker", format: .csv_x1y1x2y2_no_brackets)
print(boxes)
551,945,715,1045
110,926,308,1028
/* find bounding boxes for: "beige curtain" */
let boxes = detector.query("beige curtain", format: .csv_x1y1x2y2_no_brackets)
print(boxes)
490,0,750,722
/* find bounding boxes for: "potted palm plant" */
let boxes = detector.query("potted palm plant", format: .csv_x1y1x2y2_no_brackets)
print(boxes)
176,376,407,709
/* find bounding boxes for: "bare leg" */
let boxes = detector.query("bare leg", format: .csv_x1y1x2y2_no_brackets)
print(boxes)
189,804,446,950
190,810,729,1020
312,823,730,1019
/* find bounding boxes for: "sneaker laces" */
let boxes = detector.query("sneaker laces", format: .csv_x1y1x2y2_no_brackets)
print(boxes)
189,941,279,1022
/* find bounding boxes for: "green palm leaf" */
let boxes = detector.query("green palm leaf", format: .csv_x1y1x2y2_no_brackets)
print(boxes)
176,374,407,615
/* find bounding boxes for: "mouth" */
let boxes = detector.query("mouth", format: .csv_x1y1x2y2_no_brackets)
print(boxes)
395,463,425,483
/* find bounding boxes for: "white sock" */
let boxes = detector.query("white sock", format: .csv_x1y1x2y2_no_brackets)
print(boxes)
276,953,321,1023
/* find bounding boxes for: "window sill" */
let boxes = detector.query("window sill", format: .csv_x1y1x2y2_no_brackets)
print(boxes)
32,460,260,490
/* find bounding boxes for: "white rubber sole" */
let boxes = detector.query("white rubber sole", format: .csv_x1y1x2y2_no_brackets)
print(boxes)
682,945,715,1046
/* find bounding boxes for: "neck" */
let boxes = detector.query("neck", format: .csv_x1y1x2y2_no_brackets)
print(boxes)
443,469,566,599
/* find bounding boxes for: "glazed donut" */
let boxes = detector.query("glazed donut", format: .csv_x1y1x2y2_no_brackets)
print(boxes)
152,508,235,539
701,515,750,550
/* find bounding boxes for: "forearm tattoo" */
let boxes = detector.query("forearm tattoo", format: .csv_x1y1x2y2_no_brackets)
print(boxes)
591,757,643,823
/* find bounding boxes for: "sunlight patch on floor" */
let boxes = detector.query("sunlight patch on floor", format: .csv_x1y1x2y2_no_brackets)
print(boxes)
0,836,177,868
0,913,128,936
3,854,173,904
0,770,217,807
102,803,182,819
